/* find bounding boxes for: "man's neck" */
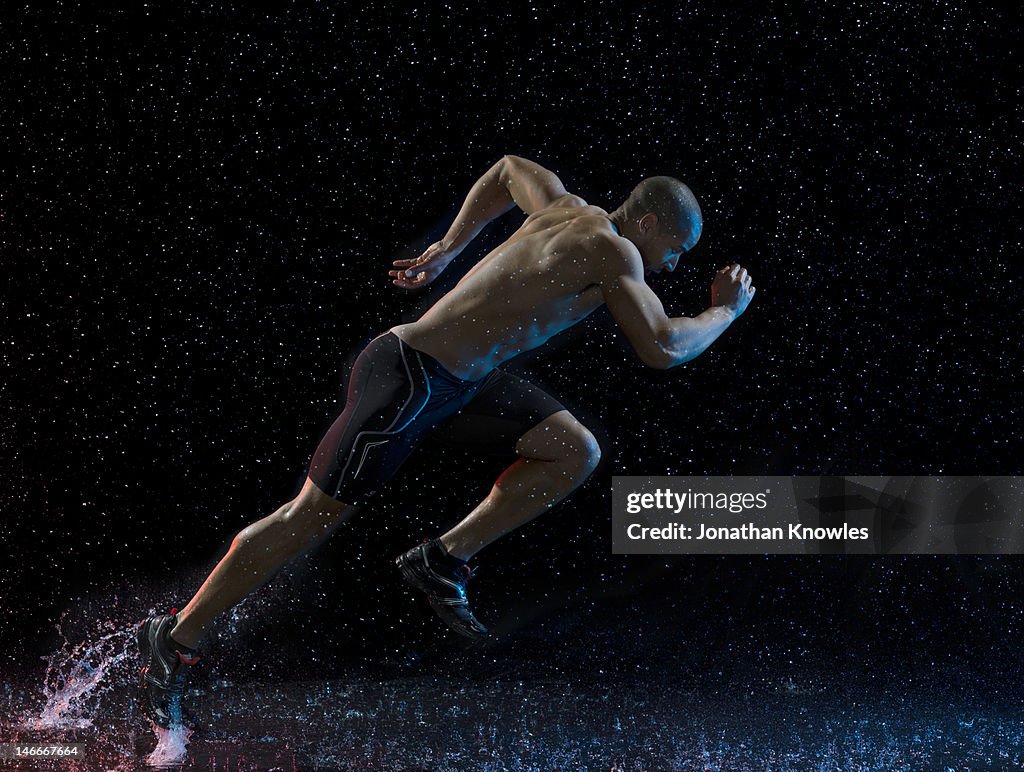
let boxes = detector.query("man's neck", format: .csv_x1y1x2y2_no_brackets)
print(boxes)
607,210,627,237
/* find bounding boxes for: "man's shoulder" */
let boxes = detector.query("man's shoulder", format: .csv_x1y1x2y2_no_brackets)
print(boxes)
551,219,641,284
567,217,639,260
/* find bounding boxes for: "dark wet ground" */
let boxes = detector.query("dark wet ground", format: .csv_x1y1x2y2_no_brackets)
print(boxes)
4,626,1024,771
5,552,1024,769
154,671,1024,770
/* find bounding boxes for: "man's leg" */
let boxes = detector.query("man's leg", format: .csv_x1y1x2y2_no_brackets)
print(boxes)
439,410,600,561
396,408,599,639
139,476,355,727
170,477,357,648
140,332,454,725
171,331,456,647
168,333,415,650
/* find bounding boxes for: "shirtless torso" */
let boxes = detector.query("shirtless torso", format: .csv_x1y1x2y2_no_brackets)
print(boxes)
387,154,753,377
391,199,613,380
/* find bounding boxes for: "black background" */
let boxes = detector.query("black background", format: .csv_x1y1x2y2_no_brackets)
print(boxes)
3,2,1021,684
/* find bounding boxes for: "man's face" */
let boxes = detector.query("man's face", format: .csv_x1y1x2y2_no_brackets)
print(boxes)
642,220,700,276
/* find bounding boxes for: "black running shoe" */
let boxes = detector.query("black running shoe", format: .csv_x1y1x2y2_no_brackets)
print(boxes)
137,608,202,728
396,539,489,640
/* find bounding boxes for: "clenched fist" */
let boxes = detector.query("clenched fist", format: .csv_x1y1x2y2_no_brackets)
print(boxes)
711,264,756,317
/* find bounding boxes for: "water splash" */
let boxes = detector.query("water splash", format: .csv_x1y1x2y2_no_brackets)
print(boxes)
25,618,137,731
10,608,199,769
146,722,193,768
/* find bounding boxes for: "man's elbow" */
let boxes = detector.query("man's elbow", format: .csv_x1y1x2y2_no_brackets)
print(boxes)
648,323,707,368
497,155,517,186
638,343,674,370
648,356,674,370
639,338,704,369
640,327,677,369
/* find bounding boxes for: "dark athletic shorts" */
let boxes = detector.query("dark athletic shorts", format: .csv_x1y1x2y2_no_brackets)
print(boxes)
307,331,566,505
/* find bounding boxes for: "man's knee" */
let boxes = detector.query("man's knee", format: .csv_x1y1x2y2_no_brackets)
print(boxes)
562,424,601,481
519,411,601,483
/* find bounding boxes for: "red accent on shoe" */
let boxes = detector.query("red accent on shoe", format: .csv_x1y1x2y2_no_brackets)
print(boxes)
176,651,201,666
170,607,179,615
422,536,430,544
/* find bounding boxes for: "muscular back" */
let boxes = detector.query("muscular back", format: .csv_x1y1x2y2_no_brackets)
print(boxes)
392,200,615,380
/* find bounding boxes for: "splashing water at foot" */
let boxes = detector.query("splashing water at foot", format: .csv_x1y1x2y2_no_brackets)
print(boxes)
146,722,193,768
26,619,138,731
6,608,199,769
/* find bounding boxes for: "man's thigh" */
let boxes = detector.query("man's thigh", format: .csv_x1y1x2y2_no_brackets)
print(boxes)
427,369,567,458
307,332,460,504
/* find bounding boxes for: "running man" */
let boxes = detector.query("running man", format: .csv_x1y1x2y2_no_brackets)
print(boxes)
138,155,755,726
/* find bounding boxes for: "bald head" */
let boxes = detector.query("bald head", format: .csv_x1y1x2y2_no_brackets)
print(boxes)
623,176,702,242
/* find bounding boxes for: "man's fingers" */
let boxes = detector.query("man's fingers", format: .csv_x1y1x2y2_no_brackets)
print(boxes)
392,270,429,288
393,253,434,267
388,268,420,279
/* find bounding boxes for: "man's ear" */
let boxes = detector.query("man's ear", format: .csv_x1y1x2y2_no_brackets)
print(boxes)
636,213,659,235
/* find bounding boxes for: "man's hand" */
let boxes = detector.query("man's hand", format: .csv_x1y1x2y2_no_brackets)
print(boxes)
389,241,456,289
711,264,756,317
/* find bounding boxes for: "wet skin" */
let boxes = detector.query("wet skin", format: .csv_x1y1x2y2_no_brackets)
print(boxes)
391,202,622,380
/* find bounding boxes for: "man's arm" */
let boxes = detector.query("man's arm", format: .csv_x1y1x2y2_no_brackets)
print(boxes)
442,155,574,253
596,239,755,369
391,155,578,288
